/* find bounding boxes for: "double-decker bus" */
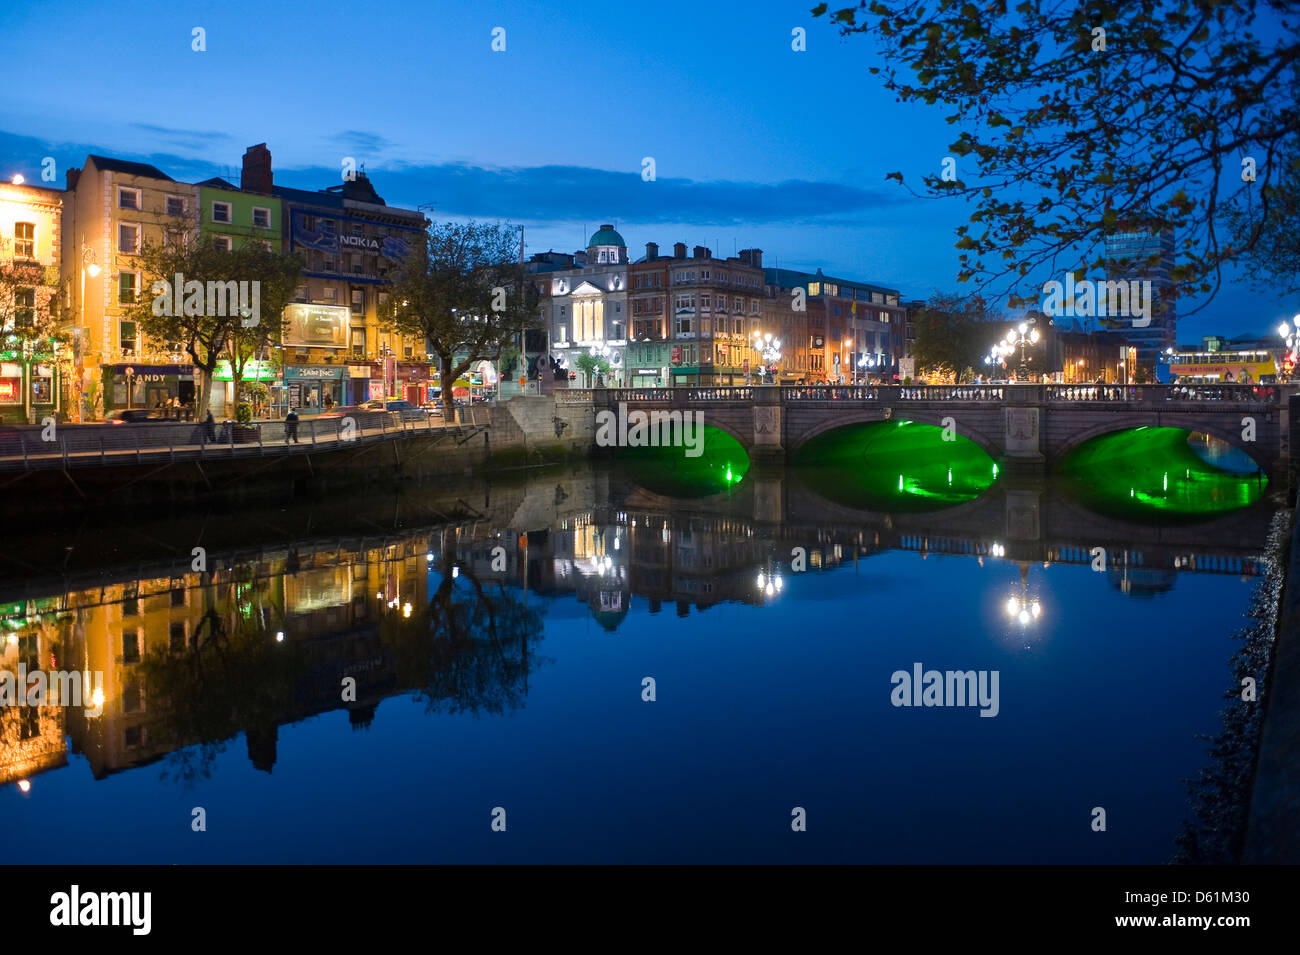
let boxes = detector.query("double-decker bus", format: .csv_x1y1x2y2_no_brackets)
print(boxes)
1167,348,1278,384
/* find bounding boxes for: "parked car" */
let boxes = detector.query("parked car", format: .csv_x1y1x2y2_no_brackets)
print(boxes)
373,399,426,422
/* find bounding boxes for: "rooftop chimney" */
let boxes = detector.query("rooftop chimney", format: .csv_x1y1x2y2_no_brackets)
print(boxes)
242,143,273,194
66,167,81,192
692,245,708,259
740,248,763,269
645,241,659,260
673,242,687,259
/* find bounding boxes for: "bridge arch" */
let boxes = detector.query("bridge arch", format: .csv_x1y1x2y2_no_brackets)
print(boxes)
789,409,1002,463
1051,418,1270,470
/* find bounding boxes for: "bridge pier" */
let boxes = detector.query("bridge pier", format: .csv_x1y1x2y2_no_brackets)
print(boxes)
1001,404,1045,476
750,385,785,466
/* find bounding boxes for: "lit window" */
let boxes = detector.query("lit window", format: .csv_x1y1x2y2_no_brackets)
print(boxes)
13,222,34,258
118,272,137,303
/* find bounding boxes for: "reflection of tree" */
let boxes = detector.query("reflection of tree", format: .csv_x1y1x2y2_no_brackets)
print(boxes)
135,537,545,785
136,575,291,786
386,528,545,718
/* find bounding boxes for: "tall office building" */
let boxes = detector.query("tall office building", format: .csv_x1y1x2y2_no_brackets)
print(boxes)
1103,229,1176,365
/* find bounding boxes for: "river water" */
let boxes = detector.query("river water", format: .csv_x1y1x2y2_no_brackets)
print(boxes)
1,424,1280,862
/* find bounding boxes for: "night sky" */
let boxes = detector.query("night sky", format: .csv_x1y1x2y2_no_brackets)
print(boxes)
1,0,1289,341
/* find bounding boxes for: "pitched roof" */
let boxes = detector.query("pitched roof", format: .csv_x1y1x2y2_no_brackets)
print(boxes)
195,176,238,189
86,155,173,180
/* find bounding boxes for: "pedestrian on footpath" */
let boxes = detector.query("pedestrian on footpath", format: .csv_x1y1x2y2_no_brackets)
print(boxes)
204,410,216,442
285,408,299,444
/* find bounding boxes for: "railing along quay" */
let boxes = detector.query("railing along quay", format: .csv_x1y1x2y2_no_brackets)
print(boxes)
0,408,487,473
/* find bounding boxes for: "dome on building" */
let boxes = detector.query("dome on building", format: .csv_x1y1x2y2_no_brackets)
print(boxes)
588,224,626,248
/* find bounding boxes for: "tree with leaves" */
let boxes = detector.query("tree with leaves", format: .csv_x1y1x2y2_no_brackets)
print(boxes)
126,232,300,417
813,1,1300,313
380,221,539,420
910,292,1001,380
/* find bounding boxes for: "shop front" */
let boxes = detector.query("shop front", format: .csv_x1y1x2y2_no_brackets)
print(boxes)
102,363,195,416
0,361,60,424
344,363,371,406
282,365,344,413
210,359,278,417
369,359,432,403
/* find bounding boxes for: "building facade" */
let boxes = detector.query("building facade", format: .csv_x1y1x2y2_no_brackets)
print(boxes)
0,177,64,423
61,156,199,415
1103,229,1177,365
544,226,629,387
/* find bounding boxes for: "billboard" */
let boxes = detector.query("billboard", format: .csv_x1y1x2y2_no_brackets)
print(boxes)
283,303,349,348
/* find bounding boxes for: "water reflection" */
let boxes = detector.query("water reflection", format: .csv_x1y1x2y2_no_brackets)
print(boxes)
0,463,1278,862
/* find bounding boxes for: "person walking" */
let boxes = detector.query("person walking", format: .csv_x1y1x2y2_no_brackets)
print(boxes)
285,408,299,444
204,410,216,442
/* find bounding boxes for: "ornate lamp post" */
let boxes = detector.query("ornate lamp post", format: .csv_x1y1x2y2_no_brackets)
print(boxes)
1276,314,1300,380
1005,562,1043,628
750,331,782,384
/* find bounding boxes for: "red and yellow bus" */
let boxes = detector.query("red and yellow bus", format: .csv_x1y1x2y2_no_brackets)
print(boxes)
1168,349,1278,383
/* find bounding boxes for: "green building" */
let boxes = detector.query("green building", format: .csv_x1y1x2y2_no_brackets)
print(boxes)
195,177,283,251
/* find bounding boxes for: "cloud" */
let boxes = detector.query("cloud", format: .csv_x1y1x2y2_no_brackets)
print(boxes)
335,130,394,152
131,123,232,148
274,160,914,227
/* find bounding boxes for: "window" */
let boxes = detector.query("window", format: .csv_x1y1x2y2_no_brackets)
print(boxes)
119,320,137,353
294,285,308,302
170,587,186,608
675,313,693,335
701,294,711,309
122,630,140,663
556,325,567,343
13,222,34,258
350,222,363,236
598,249,607,262
118,223,140,253
166,195,187,216
302,214,315,231
211,201,231,223
351,328,366,357
124,726,143,748
13,287,35,325
213,235,233,252
118,271,138,304
404,346,413,358
118,187,140,210
701,270,710,280
352,253,364,274
321,220,336,236
252,207,271,228
123,682,142,713
323,255,338,272
351,289,365,314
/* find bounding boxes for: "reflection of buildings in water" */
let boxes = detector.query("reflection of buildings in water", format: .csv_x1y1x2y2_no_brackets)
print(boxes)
59,540,432,780
0,619,69,789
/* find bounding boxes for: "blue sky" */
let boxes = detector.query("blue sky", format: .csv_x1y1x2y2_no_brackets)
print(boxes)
0,0,1290,340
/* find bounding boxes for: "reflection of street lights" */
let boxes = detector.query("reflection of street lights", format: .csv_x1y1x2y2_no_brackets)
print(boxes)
755,559,784,601
857,353,876,384
1005,563,1043,627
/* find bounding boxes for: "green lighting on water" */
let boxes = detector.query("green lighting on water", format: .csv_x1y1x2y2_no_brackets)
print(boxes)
1059,427,1266,524
795,420,998,513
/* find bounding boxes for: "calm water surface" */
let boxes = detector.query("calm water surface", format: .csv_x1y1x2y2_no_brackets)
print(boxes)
1,427,1277,863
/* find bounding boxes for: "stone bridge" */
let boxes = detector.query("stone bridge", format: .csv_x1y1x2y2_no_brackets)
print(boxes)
584,383,1294,475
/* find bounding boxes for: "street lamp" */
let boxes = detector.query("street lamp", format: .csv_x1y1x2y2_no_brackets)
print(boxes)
750,331,782,384
998,322,1040,381
1277,314,1300,379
